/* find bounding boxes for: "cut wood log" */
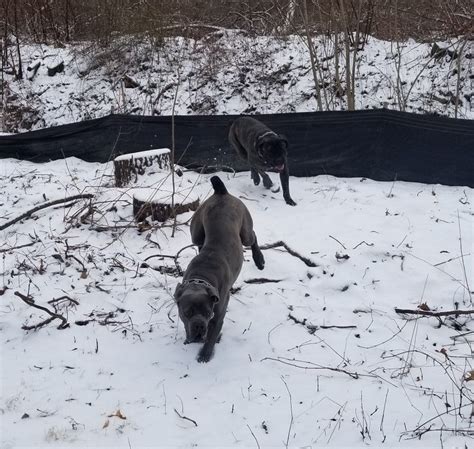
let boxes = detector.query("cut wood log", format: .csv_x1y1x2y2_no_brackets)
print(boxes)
27,60,41,80
133,189,199,223
47,60,64,76
114,148,171,187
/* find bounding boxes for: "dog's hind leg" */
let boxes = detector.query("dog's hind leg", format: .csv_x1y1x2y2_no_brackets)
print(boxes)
190,212,205,252
240,213,265,270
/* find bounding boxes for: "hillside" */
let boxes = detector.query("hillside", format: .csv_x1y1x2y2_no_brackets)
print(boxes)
3,31,473,132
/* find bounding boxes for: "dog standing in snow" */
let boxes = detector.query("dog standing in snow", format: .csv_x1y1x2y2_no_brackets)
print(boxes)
174,176,265,363
229,116,296,206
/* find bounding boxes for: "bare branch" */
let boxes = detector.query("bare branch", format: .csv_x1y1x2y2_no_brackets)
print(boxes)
395,308,474,318
260,241,317,267
0,194,93,231
14,291,69,330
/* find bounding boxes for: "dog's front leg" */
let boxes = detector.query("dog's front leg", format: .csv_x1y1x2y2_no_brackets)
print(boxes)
197,313,224,363
258,169,274,190
280,164,296,206
250,167,261,186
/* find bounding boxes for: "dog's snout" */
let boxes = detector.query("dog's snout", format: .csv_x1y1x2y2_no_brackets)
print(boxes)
190,319,207,340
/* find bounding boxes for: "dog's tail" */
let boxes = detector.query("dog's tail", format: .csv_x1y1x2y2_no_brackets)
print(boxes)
210,176,228,195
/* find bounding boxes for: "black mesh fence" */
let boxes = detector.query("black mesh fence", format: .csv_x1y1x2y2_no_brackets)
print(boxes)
1,109,473,186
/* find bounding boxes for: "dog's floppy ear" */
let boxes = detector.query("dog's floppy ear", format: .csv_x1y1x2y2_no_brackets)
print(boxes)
279,134,288,150
206,285,220,304
174,282,183,302
256,138,265,158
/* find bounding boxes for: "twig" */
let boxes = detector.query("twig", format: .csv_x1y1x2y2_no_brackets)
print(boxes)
173,408,197,427
143,244,195,276
142,264,183,277
260,241,317,267
289,313,356,333
457,211,472,303
434,253,471,267
352,240,374,250
0,241,39,253
288,313,306,326
14,291,68,330
281,376,294,449
0,194,94,231
262,356,361,379
244,278,282,284
405,252,470,293
403,403,473,438
395,308,474,318
379,389,389,440
48,295,79,306
328,235,346,250
22,317,56,331
246,424,261,449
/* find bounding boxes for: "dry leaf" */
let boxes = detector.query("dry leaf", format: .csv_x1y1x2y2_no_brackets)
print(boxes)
115,409,126,420
418,303,430,311
107,409,127,420
464,370,474,382
102,419,109,429
439,348,448,357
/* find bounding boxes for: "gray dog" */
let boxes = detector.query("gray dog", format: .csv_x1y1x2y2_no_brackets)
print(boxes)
229,116,296,206
174,176,265,363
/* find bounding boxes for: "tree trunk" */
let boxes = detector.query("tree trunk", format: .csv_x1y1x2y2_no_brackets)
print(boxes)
301,0,323,111
13,0,22,80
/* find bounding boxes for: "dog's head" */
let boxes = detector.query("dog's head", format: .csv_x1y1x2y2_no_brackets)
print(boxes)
256,133,288,173
174,282,219,343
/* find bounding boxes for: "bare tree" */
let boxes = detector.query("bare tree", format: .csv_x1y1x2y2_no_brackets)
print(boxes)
13,0,22,80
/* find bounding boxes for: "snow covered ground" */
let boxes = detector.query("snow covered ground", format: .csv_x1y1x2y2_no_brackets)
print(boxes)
4,31,473,132
0,157,472,448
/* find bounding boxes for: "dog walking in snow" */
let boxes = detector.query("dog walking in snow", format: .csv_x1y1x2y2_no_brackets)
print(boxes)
229,116,296,206
174,176,265,362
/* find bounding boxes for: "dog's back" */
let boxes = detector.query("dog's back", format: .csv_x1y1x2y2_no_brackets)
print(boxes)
189,176,249,290
229,117,269,157
197,176,247,238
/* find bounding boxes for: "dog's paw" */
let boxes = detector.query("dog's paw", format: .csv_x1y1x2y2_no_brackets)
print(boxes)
251,171,261,186
197,348,213,363
253,252,265,270
263,178,273,190
285,197,297,206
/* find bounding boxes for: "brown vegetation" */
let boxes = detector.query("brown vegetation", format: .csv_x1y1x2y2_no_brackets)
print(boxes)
0,0,472,46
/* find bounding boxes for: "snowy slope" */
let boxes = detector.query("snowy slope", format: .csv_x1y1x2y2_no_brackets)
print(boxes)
0,158,472,448
4,31,473,132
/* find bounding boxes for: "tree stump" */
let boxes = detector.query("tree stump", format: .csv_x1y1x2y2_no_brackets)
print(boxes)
133,189,200,223
114,148,171,187
47,60,64,76
123,75,139,88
